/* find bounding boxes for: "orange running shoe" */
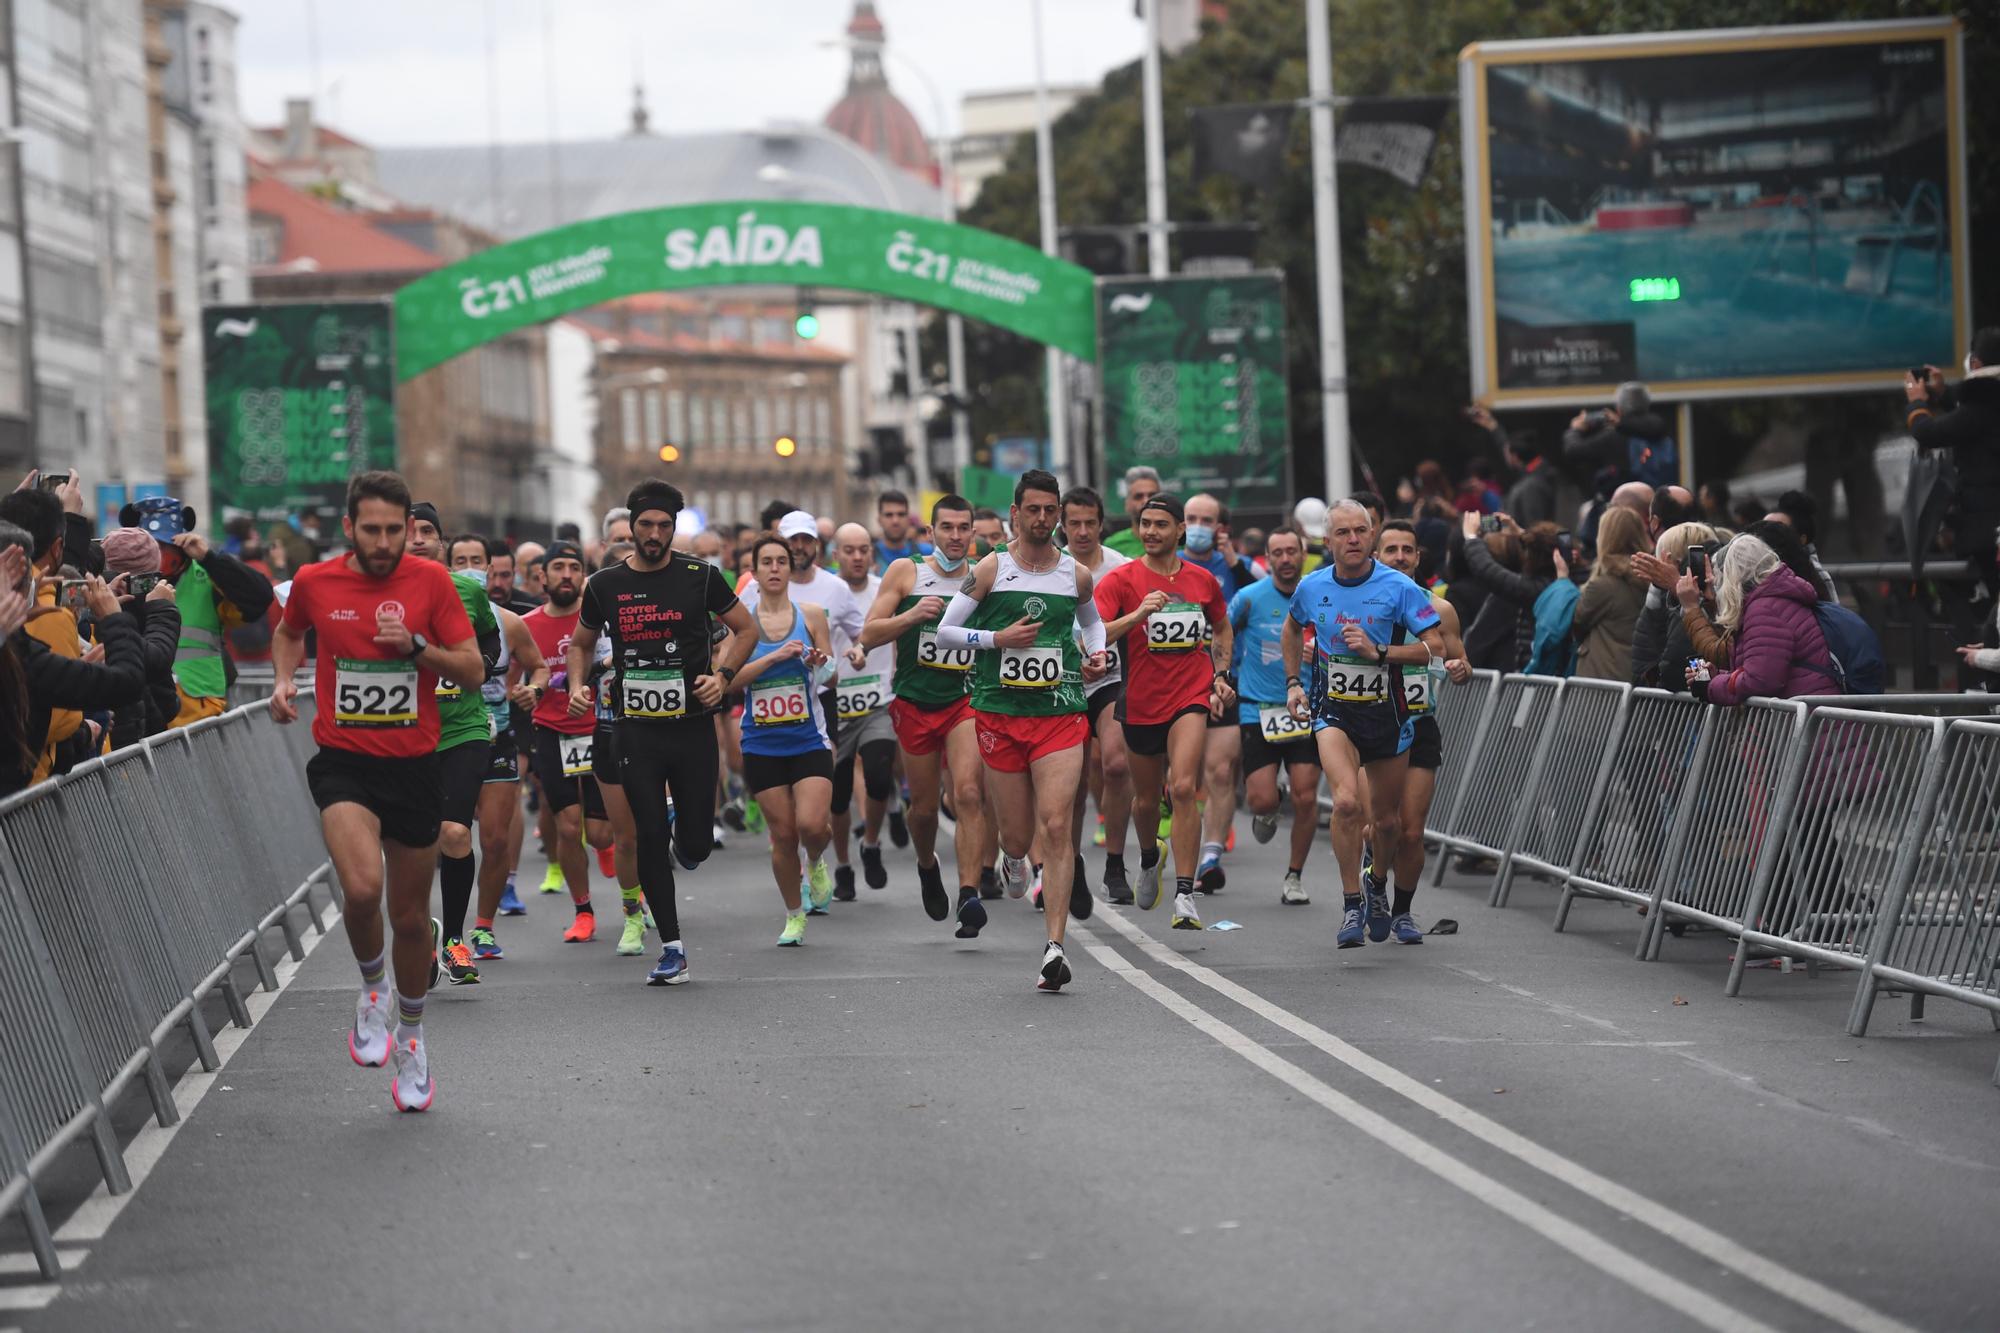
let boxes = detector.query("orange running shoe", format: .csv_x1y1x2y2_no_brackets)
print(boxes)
595,844,616,879
561,910,597,943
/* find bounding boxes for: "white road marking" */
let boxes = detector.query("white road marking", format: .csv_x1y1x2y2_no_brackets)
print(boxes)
1084,944,1776,1333
52,901,342,1248
1084,907,1920,1333
0,1287,57,1312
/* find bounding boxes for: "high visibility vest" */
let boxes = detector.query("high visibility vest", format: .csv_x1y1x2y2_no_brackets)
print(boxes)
172,561,227,700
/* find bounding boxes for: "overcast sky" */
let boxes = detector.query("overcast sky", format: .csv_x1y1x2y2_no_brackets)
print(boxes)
235,0,1145,146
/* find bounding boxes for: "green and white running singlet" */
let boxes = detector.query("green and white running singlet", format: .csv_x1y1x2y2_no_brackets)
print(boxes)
438,571,499,751
968,549,1085,718
892,556,974,710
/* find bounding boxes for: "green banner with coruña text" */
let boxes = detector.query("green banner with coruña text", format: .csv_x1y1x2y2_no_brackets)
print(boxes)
391,202,1100,379
203,301,398,528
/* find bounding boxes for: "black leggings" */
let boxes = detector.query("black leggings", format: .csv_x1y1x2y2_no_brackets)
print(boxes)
831,738,896,816
614,718,720,942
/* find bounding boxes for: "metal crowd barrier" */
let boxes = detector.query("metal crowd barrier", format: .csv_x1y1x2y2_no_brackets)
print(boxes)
1420,675,2000,1086
0,698,329,1279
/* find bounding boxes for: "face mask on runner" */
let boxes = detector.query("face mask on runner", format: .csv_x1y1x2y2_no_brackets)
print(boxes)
1183,523,1217,555
932,547,965,573
456,567,488,588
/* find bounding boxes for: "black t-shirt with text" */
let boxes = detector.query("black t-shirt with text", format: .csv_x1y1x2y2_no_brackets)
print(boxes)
579,556,739,723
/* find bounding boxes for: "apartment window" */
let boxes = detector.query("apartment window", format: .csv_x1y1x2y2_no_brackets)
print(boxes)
752,398,770,445
688,393,705,446
200,138,218,210
35,384,80,456
710,399,727,451
641,387,663,450
667,390,686,446
248,217,282,266
22,112,95,215
814,397,831,447
732,400,749,448
30,250,102,344
619,388,640,451
775,394,791,435
17,0,86,78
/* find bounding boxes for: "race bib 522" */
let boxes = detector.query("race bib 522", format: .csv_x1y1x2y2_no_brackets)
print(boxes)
334,658,418,729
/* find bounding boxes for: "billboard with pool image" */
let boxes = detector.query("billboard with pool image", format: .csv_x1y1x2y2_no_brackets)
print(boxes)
1460,20,1968,406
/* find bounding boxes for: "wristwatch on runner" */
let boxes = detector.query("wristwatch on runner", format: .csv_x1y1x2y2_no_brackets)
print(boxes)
406,633,429,660
717,665,737,684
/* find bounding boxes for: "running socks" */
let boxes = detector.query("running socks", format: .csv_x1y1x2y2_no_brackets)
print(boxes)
1141,847,1160,871
574,899,594,917
1176,876,1195,897
358,949,387,988
1201,840,1223,864
1392,888,1415,915
1288,865,1304,877
395,990,425,1043
621,885,644,916
440,852,475,942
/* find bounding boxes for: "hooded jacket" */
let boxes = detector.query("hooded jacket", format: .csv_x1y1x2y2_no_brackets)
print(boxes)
1706,567,1838,706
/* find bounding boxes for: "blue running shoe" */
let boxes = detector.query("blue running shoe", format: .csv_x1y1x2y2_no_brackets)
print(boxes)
1390,913,1425,945
469,926,504,961
498,880,526,916
1338,899,1367,949
647,943,689,985
954,889,987,939
1364,875,1392,943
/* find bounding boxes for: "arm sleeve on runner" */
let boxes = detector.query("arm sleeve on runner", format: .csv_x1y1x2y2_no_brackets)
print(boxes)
933,588,986,651
1074,592,1105,656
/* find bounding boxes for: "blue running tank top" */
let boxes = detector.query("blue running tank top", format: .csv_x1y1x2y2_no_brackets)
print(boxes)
741,604,832,758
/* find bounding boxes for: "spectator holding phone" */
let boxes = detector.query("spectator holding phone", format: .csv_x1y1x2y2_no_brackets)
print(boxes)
0,485,90,779
121,496,274,728
100,527,184,750
1907,328,2000,590
0,520,146,795
1688,535,1838,706
1455,510,1559,671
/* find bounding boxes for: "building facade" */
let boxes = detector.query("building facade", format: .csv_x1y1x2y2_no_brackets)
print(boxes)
16,0,165,503
579,294,851,529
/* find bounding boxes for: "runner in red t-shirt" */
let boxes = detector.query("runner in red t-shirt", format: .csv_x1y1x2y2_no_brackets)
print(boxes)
269,471,481,1114
520,540,615,944
1093,493,1234,930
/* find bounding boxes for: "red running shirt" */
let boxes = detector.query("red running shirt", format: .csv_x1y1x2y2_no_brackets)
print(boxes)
1094,558,1228,726
284,555,475,758
522,604,594,736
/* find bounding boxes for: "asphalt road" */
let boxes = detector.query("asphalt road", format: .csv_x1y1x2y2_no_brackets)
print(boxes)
5,802,1997,1333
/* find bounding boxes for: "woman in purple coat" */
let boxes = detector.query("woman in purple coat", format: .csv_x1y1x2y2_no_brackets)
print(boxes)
1690,534,1872,950
1696,535,1839,705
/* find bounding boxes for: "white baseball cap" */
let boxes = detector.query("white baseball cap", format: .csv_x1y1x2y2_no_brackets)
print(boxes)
777,510,819,540
1293,497,1329,539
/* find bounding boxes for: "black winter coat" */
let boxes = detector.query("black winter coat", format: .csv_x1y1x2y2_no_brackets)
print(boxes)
1908,372,2000,558
1457,532,1550,672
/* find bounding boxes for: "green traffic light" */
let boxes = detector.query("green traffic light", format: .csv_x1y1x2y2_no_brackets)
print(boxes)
795,311,821,340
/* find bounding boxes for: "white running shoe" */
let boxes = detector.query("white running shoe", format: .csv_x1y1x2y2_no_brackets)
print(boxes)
711,819,727,848
1000,855,1031,900
348,988,392,1067
1037,940,1072,991
1170,890,1203,931
1280,872,1310,906
1136,856,1165,910
1251,811,1279,844
390,1030,434,1112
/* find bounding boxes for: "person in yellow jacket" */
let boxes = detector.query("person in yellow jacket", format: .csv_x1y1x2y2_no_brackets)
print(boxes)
123,497,275,727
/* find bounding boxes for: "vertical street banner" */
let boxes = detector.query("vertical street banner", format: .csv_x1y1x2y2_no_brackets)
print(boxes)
203,302,397,527
1096,274,1290,518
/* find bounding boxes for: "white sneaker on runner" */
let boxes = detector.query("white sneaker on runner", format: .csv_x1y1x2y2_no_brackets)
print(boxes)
1280,872,1310,906
390,1031,434,1112
348,988,392,1067
1136,855,1165,911
1037,940,1072,992
1001,855,1031,900
1170,890,1203,931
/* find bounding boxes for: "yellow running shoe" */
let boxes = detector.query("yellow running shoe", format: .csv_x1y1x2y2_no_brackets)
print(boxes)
777,912,807,947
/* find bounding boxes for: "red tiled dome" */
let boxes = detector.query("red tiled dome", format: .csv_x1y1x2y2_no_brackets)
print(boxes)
822,3,937,183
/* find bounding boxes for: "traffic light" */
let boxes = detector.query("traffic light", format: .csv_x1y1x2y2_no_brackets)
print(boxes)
658,444,681,463
794,289,819,340
774,436,798,458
